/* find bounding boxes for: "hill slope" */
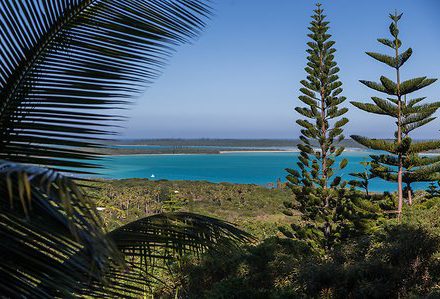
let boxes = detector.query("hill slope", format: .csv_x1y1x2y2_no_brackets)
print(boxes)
90,179,296,238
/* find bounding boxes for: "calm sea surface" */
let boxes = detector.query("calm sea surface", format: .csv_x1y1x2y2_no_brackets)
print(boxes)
95,151,431,192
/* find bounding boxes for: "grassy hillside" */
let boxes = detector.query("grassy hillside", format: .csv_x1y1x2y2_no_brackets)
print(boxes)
89,179,296,238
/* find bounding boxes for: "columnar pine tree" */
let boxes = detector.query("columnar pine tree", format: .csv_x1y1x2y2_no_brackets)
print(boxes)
285,3,349,250
351,12,439,215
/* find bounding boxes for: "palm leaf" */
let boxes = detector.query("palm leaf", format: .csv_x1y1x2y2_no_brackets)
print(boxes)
0,160,123,298
110,212,254,254
0,0,211,172
84,212,255,297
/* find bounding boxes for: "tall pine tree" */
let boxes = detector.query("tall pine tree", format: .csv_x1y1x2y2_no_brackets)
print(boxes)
285,3,349,251
351,12,439,214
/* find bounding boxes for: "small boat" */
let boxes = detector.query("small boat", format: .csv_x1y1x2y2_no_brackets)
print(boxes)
150,174,155,178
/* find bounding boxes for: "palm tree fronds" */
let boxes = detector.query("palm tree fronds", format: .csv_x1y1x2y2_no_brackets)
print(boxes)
110,212,255,254
0,160,123,298
0,0,211,172
87,212,255,297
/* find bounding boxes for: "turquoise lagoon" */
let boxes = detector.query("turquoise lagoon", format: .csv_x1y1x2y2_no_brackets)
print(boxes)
95,151,432,192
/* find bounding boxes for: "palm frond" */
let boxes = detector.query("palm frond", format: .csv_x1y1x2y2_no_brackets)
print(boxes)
84,212,255,297
0,160,123,298
110,212,254,254
0,0,211,172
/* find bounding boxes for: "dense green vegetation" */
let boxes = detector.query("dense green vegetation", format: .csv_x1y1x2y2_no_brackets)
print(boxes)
182,221,440,298
91,179,293,238
93,179,440,298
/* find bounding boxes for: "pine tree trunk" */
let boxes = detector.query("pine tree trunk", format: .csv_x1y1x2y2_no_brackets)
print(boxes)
395,25,403,220
321,73,330,247
397,162,403,216
324,221,331,251
319,50,330,222
365,172,369,197
318,17,330,248
407,186,413,206
320,72,327,191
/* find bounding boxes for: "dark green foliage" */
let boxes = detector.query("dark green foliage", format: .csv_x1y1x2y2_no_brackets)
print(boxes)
300,225,440,298
176,225,440,298
351,12,440,210
348,161,376,196
181,237,314,298
281,188,381,253
0,165,253,298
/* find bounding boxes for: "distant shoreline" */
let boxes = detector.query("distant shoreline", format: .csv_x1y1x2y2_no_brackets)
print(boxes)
108,150,296,156
219,150,298,154
93,139,440,156
106,147,373,156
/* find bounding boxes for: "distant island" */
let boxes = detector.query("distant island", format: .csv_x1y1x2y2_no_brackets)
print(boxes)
111,138,364,147
84,138,440,156
90,138,367,155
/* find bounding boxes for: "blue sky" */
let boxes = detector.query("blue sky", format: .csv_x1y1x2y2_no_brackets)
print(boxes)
121,0,440,139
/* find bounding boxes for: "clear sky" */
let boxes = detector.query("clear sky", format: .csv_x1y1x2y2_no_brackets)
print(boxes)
119,0,440,139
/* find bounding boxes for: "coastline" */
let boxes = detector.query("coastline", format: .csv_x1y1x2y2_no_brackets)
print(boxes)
106,147,372,156
219,150,298,154
106,150,296,157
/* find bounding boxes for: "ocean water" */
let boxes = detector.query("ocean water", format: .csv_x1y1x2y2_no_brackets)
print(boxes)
95,151,432,192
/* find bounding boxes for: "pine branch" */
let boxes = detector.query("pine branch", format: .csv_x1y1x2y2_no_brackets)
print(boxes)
400,77,437,95
397,48,413,68
359,80,387,94
366,52,396,68
350,102,389,116
371,97,398,116
351,135,396,153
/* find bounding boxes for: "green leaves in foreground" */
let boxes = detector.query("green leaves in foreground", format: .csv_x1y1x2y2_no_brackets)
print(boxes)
0,160,122,298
